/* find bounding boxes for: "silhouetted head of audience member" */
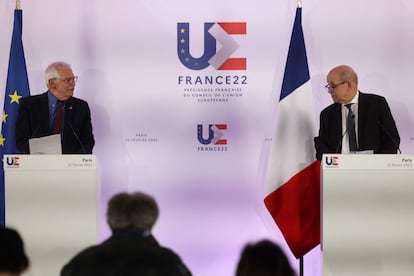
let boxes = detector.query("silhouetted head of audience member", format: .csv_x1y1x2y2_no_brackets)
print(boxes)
0,227,29,276
106,192,159,232
61,191,192,276
236,239,295,276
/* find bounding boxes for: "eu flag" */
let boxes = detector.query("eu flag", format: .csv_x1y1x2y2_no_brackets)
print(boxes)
0,9,31,225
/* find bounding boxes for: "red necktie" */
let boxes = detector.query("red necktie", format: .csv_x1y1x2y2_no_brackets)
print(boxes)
52,101,64,134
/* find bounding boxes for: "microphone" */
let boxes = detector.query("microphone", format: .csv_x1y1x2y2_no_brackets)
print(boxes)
66,105,87,154
67,121,87,154
377,120,401,154
335,128,348,154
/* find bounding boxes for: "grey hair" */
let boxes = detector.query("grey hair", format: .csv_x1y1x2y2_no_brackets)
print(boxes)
106,192,159,231
44,61,71,88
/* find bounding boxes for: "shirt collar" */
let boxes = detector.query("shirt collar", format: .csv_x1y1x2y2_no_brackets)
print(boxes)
343,90,359,106
47,90,59,105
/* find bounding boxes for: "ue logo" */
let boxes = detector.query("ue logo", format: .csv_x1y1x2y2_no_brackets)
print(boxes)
197,124,227,145
325,156,338,167
5,156,20,167
177,22,247,70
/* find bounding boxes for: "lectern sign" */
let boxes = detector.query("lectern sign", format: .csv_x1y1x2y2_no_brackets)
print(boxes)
4,156,20,168
3,155,96,171
323,155,338,167
322,154,413,170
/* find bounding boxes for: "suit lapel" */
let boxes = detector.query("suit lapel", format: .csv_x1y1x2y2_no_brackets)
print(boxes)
357,92,368,145
40,92,52,133
64,98,74,125
333,103,342,148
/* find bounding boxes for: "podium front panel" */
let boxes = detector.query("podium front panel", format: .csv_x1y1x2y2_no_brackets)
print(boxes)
322,154,414,276
4,154,97,276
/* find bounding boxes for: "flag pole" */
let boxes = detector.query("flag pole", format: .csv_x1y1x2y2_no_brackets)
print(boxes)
16,0,21,10
296,0,304,276
299,1,304,275
300,256,304,276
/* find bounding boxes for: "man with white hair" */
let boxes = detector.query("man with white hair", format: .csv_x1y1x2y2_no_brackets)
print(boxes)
15,61,94,154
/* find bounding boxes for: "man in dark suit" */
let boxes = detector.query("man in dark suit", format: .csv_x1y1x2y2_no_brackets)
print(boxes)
60,191,192,276
314,65,400,161
15,61,94,154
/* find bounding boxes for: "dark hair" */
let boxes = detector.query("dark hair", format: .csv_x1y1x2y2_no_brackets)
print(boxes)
106,192,159,231
0,227,29,273
236,239,295,276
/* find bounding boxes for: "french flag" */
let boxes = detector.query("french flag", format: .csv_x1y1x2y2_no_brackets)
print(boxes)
264,4,321,259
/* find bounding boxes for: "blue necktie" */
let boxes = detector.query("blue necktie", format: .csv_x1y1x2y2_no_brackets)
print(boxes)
345,104,357,151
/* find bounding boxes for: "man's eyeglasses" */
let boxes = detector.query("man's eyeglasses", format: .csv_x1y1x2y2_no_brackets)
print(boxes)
325,81,347,90
55,76,78,83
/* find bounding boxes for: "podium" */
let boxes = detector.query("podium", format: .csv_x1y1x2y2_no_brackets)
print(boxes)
4,154,97,276
322,154,414,276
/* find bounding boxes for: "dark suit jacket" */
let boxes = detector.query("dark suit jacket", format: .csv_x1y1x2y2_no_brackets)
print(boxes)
314,92,400,161
15,92,95,154
60,229,192,276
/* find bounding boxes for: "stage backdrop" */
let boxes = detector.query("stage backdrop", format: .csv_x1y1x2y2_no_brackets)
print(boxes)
1,0,414,275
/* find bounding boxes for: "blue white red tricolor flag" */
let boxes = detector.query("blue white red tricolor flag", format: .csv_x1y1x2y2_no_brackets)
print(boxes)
264,4,321,258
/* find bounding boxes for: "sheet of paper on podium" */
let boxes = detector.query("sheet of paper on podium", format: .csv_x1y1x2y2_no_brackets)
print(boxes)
28,134,61,154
